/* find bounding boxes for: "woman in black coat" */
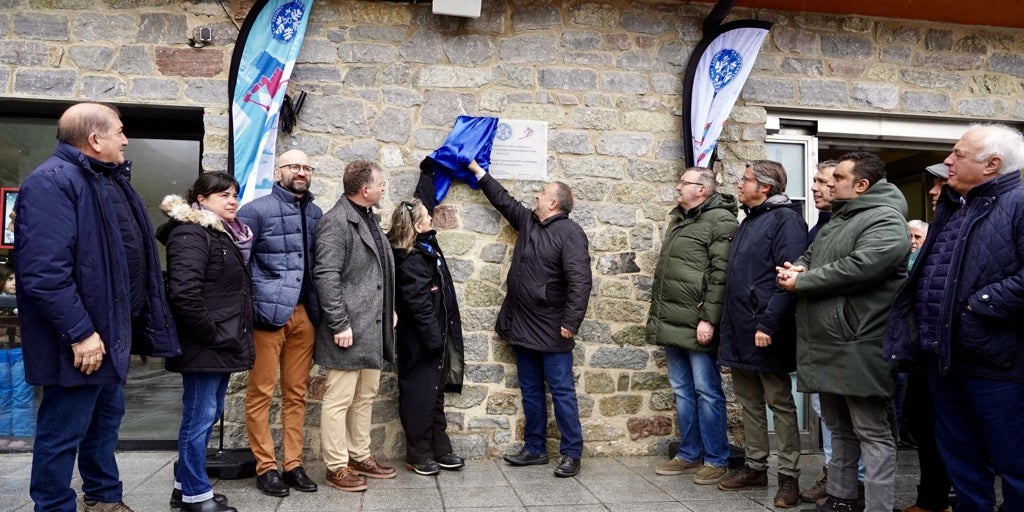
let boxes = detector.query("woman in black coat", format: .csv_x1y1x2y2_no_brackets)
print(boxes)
386,160,465,476
156,172,254,512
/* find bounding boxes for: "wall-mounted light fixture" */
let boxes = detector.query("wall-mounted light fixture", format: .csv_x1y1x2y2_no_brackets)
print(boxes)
188,27,214,48
432,0,481,18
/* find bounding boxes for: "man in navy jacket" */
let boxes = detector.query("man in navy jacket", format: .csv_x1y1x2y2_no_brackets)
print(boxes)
238,149,323,497
15,102,180,512
885,124,1024,512
717,160,807,507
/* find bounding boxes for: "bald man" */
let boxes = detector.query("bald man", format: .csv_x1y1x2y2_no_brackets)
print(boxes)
16,102,180,511
238,150,323,497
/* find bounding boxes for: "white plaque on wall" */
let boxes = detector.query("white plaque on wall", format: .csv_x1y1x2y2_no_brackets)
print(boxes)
489,119,548,181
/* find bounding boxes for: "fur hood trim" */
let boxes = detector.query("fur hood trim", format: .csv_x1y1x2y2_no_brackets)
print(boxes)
159,195,226,233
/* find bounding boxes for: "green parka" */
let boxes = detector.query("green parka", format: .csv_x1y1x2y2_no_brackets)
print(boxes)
646,193,739,352
792,178,909,398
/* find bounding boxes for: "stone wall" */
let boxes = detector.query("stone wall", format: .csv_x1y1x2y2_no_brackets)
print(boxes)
2,0,1022,460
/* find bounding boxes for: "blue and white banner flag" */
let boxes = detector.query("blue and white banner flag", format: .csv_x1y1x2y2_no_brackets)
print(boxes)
682,1,771,167
229,0,313,204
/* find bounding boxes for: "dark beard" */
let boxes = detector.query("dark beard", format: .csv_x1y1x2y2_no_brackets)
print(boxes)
282,178,308,195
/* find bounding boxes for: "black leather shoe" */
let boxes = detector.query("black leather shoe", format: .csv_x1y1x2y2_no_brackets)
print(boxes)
180,497,237,512
283,466,318,492
255,469,290,497
405,459,441,475
503,449,549,466
436,453,465,470
170,489,228,509
553,455,580,477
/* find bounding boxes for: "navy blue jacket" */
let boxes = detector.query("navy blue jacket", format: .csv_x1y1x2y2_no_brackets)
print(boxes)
719,196,807,373
14,142,180,387
237,184,322,328
885,171,1024,382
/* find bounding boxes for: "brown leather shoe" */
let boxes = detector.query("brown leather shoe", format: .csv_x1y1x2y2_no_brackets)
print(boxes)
774,473,800,508
348,455,397,479
717,465,768,490
325,467,367,492
800,466,827,503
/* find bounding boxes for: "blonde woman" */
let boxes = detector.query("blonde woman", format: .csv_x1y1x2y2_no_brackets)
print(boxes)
386,158,465,475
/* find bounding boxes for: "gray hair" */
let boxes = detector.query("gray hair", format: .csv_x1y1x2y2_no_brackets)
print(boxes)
907,219,928,232
747,160,787,196
816,160,839,171
685,167,718,195
550,181,574,214
969,123,1024,174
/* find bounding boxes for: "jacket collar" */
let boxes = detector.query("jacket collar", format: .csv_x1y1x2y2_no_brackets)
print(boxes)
54,141,133,181
270,182,314,205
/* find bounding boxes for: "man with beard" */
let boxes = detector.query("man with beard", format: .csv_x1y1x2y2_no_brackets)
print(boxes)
239,149,323,497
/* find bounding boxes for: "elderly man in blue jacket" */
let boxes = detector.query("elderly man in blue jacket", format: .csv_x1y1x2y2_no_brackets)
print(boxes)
15,102,180,512
885,124,1024,512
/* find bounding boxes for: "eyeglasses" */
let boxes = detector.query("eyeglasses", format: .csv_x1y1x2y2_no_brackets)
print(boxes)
399,201,414,212
678,180,705,188
277,163,315,174
739,176,758,184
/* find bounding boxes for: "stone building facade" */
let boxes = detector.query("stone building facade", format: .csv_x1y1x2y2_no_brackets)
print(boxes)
2,0,1022,460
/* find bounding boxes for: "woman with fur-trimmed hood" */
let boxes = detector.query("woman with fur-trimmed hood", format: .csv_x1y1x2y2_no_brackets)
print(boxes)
155,171,254,512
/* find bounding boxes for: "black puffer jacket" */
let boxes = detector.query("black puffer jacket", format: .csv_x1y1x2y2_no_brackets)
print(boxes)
719,196,807,373
477,174,592,353
156,195,254,374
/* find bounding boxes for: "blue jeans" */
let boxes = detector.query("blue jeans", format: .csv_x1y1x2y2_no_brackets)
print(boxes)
31,384,125,512
664,346,729,467
513,345,582,458
929,367,1024,512
176,372,229,502
0,347,36,437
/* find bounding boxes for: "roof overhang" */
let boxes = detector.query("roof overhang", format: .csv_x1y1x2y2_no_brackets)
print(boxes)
696,0,1024,29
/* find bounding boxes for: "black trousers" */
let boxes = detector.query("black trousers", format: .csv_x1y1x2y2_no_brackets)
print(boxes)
905,365,953,510
398,349,453,464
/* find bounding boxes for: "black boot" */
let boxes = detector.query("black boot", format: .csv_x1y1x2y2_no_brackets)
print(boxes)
170,489,228,509
800,495,861,512
180,497,237,512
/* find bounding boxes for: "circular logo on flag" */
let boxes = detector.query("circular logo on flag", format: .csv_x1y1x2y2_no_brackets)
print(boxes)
271,1,306,43
709,49,743,92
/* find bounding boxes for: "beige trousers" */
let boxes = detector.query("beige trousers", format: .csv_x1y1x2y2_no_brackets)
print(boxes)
321,368,381,471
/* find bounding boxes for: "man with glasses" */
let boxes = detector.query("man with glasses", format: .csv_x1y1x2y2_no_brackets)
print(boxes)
467,162,592,478
314,160,397,491
239,149,323,497
717,161,807,507
647,167,738,485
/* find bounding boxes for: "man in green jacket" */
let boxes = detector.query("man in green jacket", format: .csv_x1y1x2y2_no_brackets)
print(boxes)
646,167,738,486
777,152,908,512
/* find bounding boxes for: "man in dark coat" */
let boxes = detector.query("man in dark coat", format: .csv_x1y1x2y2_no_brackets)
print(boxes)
885,124,1024,512
717,160,807,508
468,162,592,478
238,149,322,497
314,160,397,492
778,152,909,512
15,102,180,512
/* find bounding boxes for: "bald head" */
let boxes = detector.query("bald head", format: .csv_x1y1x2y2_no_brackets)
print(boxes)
275,149,313,196
57,103,127,164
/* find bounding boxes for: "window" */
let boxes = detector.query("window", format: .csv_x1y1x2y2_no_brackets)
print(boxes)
0,99,204,449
